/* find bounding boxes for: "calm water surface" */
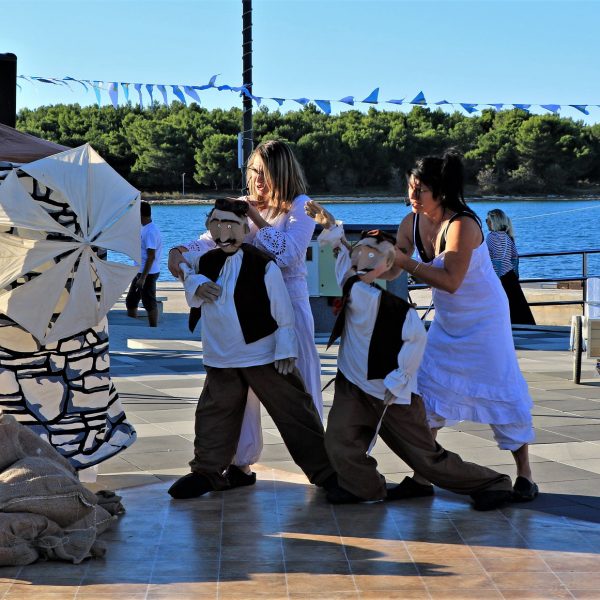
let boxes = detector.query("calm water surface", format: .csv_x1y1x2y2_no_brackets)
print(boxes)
120,199,600,281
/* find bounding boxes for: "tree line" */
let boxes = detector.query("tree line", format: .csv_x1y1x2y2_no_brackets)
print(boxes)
16,102,600,195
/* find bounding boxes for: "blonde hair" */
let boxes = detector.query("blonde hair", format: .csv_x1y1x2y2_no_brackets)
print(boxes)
487,208,515,240
246,140,307,219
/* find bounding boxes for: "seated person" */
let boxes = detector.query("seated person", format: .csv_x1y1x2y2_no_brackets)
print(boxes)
305,200,514,511
169,198,338,499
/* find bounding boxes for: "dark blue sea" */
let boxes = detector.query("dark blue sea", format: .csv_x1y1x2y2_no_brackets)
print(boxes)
118,199,600,282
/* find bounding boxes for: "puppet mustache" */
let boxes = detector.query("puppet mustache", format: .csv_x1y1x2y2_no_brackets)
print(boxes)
216,239,236,245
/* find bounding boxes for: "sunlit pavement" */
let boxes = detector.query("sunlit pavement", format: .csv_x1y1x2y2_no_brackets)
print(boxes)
2,282,600,600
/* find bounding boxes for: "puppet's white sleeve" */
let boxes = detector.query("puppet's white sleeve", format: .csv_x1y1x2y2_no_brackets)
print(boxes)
181,251,211,308
317,225,354,288
383,308,427,399
264,262,298,361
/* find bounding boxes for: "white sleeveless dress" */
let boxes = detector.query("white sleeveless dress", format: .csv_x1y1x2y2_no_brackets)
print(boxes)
417,242,533,425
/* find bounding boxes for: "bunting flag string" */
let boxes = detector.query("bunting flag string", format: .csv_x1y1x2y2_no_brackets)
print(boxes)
17,74,598,117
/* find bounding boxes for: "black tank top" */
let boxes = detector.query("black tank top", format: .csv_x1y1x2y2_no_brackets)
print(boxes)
413,212,483,262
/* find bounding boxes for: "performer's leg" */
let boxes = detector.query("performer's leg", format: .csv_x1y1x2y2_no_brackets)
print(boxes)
379,394,513,503
244,364,334,486
169,367,247,498
140,272,159,327
324,372,387,501
125,274,141,319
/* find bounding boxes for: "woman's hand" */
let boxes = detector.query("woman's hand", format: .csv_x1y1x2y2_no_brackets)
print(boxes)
305,200,336,229
168,247,190,279
241,195,270,229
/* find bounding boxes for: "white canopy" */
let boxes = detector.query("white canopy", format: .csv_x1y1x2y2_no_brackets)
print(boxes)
0,144,140,344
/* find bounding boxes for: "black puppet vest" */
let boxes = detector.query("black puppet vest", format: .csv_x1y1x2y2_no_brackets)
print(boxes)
366,285,411,380
188,244,278,344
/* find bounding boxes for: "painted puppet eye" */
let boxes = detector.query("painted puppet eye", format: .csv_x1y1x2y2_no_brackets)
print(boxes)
368,252,375,258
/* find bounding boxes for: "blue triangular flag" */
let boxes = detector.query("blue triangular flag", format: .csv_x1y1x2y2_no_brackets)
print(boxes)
513,104,531,112
184,86,201,103
33,76,60,85
134,83,143,107
362,88,379,103
541,104,560,113
157,84,168,105
460,103,478,114
171,85,186,105
208,74,218,86
410,91,426,105
271,98,285,106
121,83,130,102
435,100,450,105
570,105,589,115
387,98,404,105
314,100,332,114
339,96,354,105
145,84,154,103
92,81,103,106
293,98,310,106
489,104,504,110
108,82,119,108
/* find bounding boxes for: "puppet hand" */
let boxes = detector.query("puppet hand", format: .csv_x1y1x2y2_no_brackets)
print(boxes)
168,248,190,279
274,357,296,375
195,282,222,303
305,200,336,229
383,389,396,405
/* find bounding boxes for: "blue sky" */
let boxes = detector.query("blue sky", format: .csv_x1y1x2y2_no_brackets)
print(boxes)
7,0,600,122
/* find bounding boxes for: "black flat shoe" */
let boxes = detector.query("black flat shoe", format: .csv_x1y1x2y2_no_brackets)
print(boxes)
326,486,367,505
471,489,513,511
511,476,539,502
168,472,213,499
387,476,434,501
227,465,257,488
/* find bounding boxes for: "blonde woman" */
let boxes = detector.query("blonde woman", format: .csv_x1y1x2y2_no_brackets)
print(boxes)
168,140,323,486
486,209,535,325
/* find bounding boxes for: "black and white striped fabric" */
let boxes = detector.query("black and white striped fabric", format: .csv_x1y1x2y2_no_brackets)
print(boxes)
486,231,518,278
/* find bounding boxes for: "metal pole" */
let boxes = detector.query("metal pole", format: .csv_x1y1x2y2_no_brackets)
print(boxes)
572,315,583,384
182,173,186,196
241,0,253,192
0,53,17,128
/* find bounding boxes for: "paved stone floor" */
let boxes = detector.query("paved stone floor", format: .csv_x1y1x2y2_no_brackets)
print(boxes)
2,283,600,599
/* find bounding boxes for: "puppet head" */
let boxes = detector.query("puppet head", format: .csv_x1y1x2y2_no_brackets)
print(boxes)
351,229,398,284
206,198,250,254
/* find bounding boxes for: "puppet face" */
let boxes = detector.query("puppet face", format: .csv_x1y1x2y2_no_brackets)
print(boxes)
207,208,249,253
351,237,397,283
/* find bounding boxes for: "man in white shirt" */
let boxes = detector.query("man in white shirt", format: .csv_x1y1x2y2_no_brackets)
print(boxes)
306,201,514,511
126,201,162,327
168,199,337,500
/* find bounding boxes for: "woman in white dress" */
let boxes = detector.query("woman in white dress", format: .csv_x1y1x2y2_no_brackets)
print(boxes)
168,140,323,485
392,150,538,502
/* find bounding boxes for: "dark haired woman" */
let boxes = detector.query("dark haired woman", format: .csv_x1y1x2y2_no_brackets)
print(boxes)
168,140,323,483
486,208,536,325
392,151,537,502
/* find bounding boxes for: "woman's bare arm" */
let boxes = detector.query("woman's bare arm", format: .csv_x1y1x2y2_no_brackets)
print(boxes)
394,216,481,294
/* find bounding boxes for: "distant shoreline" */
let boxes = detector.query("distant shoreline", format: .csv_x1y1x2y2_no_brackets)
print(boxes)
145,194,600,206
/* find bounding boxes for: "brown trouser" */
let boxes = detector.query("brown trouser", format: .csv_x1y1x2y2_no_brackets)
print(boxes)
325,371,512,501
190,364,335,489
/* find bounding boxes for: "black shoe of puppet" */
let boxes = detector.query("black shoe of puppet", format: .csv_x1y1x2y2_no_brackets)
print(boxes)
326,485,367,505
471,489,513,511
511,477,539,502
387,476,434,501
168,472,213,499
227,465,257,488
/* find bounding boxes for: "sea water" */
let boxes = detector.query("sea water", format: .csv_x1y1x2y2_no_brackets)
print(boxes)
118,199,600,282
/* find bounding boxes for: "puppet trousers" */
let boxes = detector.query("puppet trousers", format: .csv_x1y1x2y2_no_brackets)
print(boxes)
325,371,512,501
190,364,335,490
